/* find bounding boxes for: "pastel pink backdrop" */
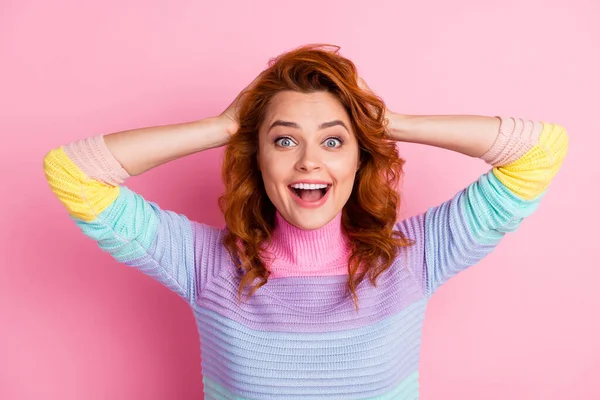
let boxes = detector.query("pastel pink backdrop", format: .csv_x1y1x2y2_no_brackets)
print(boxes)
1,1,597,399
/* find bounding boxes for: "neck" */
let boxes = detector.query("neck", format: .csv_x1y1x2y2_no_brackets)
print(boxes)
264,212,351,278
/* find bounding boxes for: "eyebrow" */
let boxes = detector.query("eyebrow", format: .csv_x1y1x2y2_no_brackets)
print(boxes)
267,119,349,133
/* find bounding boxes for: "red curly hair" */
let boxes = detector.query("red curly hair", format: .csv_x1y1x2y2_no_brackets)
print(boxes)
218,44,414,309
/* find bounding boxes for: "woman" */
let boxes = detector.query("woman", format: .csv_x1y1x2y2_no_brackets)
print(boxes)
43,44,568,399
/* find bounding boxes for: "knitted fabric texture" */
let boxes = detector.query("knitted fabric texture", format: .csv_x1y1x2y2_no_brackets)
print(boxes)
43,116,568,399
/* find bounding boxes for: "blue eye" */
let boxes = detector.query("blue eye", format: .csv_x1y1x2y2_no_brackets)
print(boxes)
275,137,296,147
324,137,342,148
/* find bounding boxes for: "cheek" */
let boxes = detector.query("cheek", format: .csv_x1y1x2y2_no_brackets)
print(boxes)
258,151,289,190
328,154,359,183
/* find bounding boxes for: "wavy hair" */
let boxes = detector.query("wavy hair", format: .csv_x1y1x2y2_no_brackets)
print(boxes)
218,44,414,310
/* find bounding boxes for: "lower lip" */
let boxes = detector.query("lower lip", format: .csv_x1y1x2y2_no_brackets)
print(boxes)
288,186,331,208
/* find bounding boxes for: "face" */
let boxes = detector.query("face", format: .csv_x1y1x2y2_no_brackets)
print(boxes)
258,90,360,230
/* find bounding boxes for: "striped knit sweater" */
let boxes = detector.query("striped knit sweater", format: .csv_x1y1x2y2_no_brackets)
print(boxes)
43,116,568,399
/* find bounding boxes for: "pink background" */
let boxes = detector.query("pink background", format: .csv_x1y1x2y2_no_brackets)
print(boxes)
1,0,598,399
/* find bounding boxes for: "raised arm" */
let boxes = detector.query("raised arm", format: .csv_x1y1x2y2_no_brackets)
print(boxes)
42,73,258,304
99,70,264,175
391,113,569,297
43,116,235,304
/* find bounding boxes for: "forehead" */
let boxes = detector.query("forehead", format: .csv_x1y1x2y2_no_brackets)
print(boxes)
262,91,351,129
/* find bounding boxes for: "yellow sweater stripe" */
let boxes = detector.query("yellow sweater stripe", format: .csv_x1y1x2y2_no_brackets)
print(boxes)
492,122,569,201
43,147,120,222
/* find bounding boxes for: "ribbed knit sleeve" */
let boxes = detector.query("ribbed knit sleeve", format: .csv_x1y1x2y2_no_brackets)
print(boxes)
396,117,569,297
43,135,224,304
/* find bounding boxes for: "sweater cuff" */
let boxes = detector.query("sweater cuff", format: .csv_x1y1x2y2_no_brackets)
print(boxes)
63,135,130,186
480,116,544,166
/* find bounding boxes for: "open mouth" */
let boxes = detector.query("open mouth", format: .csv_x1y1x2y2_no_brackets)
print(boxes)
288,184,332,202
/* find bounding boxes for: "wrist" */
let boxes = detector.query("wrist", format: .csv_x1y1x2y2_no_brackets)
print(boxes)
385,112,412,141
212,115,239,138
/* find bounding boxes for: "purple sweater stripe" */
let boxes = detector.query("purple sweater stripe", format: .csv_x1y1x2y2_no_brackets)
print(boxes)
193,301,426,398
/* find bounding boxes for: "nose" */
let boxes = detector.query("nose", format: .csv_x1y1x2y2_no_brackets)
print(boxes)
294,146,322,172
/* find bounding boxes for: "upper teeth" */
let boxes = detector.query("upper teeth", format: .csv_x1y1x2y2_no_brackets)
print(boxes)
291,183,328,190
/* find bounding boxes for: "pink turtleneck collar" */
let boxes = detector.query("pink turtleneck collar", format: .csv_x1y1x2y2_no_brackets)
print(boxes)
263,212,351,278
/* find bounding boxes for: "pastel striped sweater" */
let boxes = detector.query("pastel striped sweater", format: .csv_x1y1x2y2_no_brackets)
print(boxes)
43,116,568,399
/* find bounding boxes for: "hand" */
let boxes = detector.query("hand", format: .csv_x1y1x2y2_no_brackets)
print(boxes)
356,76,393,131
219,70,267,137
357,76,407,139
